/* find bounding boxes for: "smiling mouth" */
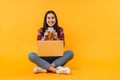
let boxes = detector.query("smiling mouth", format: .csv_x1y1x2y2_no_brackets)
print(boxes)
50,22,55,25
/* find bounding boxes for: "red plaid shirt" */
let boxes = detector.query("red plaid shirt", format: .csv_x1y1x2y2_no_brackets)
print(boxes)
37,27,64,41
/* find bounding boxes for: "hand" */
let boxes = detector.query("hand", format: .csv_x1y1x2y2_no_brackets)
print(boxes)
52,30,58,40
42,30,48,40
44,30,48,37
52,30,57,36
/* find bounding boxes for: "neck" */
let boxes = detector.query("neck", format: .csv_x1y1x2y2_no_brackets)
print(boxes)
48,26,53,28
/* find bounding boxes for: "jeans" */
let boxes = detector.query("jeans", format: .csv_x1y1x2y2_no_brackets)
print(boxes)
28,50,74,70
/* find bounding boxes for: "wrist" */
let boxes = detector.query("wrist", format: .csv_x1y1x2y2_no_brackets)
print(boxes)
41,37,47,41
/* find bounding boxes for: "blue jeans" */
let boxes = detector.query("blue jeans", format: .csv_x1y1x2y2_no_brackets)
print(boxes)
28,50,74,70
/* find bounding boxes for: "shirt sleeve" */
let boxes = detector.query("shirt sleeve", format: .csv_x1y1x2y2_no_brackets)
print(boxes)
37,28,44,40
58,28,64,40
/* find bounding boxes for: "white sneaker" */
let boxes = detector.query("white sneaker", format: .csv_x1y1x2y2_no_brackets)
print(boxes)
33,66,47,73
56,66,71,74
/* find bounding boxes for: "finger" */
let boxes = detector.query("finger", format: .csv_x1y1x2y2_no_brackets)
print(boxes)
45,30,48,32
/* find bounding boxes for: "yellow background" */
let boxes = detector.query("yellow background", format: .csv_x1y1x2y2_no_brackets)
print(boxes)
0,0,120,80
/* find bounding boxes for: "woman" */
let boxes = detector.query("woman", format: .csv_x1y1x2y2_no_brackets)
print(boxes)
28,10,74,74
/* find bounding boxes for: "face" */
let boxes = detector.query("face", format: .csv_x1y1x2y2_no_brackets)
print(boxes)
46,13,56,27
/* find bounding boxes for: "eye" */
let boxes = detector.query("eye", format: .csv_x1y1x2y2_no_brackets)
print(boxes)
47,17,50,19
52,17,55,19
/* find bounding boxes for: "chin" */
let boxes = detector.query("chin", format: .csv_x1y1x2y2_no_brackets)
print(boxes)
49,25,54,27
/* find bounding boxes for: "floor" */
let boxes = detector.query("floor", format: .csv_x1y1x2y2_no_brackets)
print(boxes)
0,54,120,80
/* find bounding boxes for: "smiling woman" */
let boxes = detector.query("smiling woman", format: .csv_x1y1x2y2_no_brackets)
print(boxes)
1,0,120,79
28,10,74,74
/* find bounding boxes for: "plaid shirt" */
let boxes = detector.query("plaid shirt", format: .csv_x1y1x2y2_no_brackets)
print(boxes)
37,27,64,41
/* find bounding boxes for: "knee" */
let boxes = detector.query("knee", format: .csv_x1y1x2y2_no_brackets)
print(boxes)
64,50,74,59
28,52,37,61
